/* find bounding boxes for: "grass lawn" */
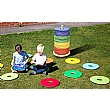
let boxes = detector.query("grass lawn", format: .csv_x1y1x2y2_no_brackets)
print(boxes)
0,23,110,89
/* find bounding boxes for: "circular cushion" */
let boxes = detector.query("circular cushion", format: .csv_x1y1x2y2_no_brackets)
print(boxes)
0,63,3,68
83,63,99,70
65,58,80,64
40,78,60,88
46,67,49,72
46,58,54,64
11,67,13,71
0,73,18,80
64,70,82,78
90,76,110,84
27,54,33,58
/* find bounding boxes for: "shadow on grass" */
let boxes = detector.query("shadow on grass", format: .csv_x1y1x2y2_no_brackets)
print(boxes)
47,62,59,74
68,44,95,57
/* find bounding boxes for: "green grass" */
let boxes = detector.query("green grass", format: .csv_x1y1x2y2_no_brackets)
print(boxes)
0,23,110,89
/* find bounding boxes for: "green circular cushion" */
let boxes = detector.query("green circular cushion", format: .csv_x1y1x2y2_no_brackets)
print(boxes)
0,73,18,81
90,76,109,84
64,70,82,78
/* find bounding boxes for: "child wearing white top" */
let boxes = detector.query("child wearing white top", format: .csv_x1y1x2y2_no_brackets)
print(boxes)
29,44,48,75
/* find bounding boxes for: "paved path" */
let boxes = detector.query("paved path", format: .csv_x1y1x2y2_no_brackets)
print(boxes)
0,22,108,35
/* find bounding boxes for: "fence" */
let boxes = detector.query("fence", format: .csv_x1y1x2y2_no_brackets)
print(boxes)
0,22,55,28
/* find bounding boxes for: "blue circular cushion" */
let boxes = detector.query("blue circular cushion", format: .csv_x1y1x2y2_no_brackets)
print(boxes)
27,54,33,58
83,63,99,70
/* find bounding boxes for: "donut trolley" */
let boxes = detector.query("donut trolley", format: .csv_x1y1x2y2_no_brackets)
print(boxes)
53,25,70,57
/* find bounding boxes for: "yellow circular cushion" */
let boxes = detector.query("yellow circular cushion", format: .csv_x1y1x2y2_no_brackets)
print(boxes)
65,58,80,64
0,63,3,68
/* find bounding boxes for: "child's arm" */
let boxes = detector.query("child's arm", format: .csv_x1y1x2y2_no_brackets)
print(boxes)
30,60,36,64
23,54,29,64
30,59,45,66
11,55,15,67
25,55,29,64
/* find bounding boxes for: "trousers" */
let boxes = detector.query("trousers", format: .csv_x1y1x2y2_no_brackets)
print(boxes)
30,65,48,74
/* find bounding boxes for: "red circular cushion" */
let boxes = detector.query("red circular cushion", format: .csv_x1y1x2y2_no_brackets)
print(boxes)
40,78,60,88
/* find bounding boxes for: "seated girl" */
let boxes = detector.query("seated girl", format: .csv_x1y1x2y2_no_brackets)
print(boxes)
11,44,30,73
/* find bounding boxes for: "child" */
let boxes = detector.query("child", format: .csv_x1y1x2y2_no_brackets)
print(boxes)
29,44,48,75
11,44,30,73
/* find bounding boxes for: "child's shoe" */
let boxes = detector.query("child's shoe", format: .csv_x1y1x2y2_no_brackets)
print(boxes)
43,71,48,75
25,68,29,72
43,71,46,74
29,71,36,75
12,70,17,73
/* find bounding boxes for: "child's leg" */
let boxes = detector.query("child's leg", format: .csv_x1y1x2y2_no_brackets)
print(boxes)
36,65,48,74
25,62,31,69
12,66,17,73
30,65,48,74
25,62,31,71
30,65,38,73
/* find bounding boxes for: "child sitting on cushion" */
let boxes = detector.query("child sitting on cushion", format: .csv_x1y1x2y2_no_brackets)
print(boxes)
29,44,48,75
11,44,30,73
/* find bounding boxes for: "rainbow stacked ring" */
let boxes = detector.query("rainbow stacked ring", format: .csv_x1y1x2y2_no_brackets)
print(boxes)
53,26,70,57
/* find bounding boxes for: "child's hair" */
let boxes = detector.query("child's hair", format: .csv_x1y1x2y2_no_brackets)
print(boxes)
37,44,44,53
15,44,22,51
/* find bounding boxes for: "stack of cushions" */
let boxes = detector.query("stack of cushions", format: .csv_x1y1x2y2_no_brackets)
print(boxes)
53,26,70,57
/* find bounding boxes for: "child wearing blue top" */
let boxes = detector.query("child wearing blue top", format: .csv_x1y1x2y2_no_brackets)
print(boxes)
11,44,30,73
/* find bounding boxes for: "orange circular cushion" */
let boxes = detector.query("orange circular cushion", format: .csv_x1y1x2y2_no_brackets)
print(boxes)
46,58,54,64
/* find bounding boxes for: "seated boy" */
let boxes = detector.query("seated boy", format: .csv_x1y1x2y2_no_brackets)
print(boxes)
29,44,48,75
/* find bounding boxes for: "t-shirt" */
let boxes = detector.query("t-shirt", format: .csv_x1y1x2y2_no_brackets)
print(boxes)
13,51,27,64
32,53,47,65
